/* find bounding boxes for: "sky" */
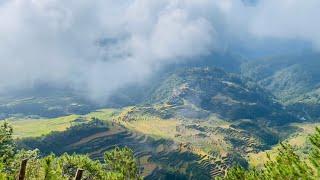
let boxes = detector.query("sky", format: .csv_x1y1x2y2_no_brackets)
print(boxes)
0,0,319,101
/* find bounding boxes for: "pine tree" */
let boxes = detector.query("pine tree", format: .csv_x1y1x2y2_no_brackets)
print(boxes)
0,122,142,179
224,127,320,180
104,147,141,180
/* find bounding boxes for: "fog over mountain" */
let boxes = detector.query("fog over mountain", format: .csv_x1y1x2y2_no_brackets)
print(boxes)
0,0,319,101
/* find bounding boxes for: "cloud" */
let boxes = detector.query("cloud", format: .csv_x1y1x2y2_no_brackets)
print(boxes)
0,0,319,101
0,0,220,101
250,0,320,49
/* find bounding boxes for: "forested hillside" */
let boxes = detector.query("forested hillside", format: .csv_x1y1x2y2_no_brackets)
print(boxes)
241,52,320,119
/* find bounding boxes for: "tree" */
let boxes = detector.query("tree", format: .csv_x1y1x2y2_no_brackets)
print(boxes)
0,122,142,179
104,147,141,180
0,121,15,170
309,127,320,178
223,127,320,180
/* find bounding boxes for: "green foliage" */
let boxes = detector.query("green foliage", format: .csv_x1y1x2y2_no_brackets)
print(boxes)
223,127,320,179
0,121,15,170
53,153,107,179
104,147,141,180
0,122,141,179
241,54,320,119
1,148,142,180
309,127,320,176
0,161,9,179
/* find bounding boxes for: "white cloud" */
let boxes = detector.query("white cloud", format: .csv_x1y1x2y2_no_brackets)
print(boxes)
0,0,319,101
250,0,320,49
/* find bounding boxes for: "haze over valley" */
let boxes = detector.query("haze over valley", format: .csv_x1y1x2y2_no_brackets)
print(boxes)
1,0,320,179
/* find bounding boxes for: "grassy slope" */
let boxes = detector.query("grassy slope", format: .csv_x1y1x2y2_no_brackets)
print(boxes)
9,106,320,176
8,106,285,160
123,118,180,140
16,109,220,179
8,109,118,138
121,116,231,157
8,115,80,138
10,107,234,176
113,106,232,156
248,122,320,168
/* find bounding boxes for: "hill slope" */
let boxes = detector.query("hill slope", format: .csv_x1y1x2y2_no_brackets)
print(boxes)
147,67,294,124
9,66,315,179
241,52,320,119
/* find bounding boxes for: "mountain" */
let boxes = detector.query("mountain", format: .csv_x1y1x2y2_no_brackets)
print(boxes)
3,55,320,179
241,52,320,119
147,67,294,125
10,66,301,179
0,53,244,121
0,85,99,119
241,53,320,101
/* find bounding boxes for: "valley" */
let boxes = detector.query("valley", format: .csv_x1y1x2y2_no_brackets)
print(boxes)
1,1,320,179
1,62,320,179
7,108,318,179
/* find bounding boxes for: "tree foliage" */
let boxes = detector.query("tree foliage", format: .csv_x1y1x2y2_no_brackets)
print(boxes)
104,147,141,179
223,127,320,180
0,122,141,179
0,122,15,166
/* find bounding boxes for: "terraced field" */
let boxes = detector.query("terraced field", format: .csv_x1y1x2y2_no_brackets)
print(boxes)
19,121,221,179
13,106,315,178
65,122,239,179
248,122,320,168
16,108,238,179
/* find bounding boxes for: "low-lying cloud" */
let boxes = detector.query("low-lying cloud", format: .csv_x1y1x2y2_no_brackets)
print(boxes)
0,0,319,101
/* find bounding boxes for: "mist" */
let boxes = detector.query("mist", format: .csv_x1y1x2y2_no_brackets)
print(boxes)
0,0,319,102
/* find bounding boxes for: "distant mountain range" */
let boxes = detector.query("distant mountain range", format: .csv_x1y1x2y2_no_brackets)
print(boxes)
241,52,320,120
3,51,320,122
